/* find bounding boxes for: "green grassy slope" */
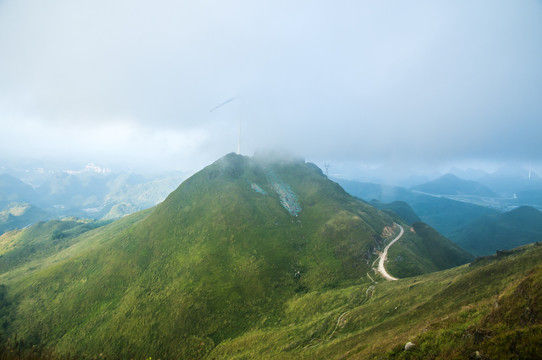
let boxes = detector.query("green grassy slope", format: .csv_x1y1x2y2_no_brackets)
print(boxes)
0,209,151,285
207,243,542,360
0,219,103,274
0,154,537,359
2,154,397,359
450,205,542,256
387,222,474,278
3,243,540,360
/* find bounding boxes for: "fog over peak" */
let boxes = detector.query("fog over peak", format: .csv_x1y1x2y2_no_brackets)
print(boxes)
1,0,541,175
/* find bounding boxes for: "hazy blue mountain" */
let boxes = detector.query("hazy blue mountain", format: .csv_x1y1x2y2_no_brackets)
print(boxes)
478,164,542,196
104,172,147,194
369,200,422,225
0,203,50,235
0,174,38,209
450,206,542,256
491,164,537,178
36,172,112,209
0,165,187,233
336,179,498,236
411,173,498,197
448,167,489,181
514,189,542,207
103,175,184,212
13,166,185,220
334,179,413,203
397,174,435,188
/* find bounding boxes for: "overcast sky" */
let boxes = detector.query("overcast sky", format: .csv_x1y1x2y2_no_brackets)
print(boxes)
1,0,541,176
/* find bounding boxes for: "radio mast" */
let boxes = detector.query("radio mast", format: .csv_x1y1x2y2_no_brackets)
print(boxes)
237,117,241,155
210,97,240,154
324,162,330,177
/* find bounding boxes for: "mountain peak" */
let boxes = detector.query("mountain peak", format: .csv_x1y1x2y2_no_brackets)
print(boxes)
491,164,539,180
411,173,497,197
163,153,325,219
440,173,461,180
506,205,542,219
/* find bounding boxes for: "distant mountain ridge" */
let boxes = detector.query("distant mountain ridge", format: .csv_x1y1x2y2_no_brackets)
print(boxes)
0,168,185,230
0,203,49,235
369,200,422,225
515,189,542,208
336,178,498,236
411,173,497,197
450,205,542,256
478,164,542,196
0,174,38,209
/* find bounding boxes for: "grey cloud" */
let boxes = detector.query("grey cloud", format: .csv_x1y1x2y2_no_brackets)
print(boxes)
0,0,541,172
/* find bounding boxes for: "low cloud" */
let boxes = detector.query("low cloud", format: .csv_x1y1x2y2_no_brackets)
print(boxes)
1,0,541,172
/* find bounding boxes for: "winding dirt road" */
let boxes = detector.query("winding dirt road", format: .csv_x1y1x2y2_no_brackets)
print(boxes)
377,223,404,281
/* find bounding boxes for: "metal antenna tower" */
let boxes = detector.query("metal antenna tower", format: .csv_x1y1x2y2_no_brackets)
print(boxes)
237,117,241,155
210,97,240,154
324,162,330,177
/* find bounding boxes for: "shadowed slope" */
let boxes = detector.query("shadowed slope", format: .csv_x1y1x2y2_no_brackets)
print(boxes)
450,205,542,256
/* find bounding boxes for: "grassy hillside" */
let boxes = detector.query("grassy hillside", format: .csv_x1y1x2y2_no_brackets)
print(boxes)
101,202,140,220
1,154,400,359
2,243,541,359
386,222,474,278
0,209,151,285
0,155,538,358
207,243,542,360
0,218,104,274
450,205,542,256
